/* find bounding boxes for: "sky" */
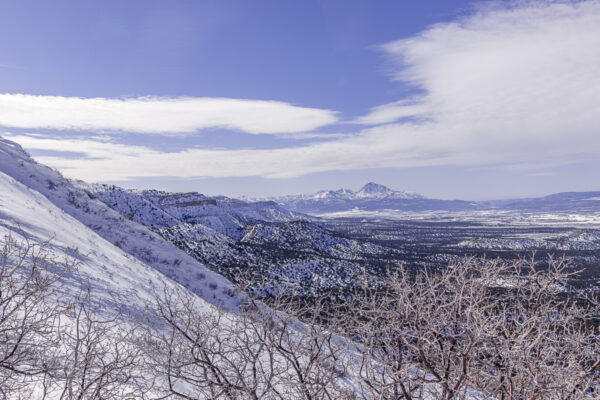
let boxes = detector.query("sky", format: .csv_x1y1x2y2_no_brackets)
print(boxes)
0,0,599,200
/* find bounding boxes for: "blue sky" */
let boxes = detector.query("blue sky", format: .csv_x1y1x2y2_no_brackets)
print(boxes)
1,0,599,199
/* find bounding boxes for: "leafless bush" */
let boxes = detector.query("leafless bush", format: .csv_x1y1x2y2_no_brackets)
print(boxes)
146,258,598,399
0,234,69,398
0,234,148,399
45,288,148,399
146,285,353,399
346,257,600,400
238,285,354,399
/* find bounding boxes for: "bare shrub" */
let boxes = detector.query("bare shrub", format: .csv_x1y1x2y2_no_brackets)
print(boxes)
146,258,599,399
2,230,597,399
0,234,148,399
0,234,69,398
47,288,147,399
146,285,353,399
347,258,600,400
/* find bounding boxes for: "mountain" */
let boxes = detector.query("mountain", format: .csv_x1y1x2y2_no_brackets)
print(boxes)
0,137,245,398
258,182,476,215
484,191,600,213
0,137,369,396
306,182,423,201
355,182,417,199
86,184,305,240
86,184,404,296
3,134,597,304
0,137,237,311
257,183,600,216
2,138,595,398
0,138,405,299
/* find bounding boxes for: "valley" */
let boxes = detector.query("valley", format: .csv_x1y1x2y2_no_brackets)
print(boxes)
89,181,600,298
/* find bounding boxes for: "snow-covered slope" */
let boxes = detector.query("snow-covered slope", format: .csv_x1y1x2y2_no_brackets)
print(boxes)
0,170,176,313
87,184,305,240
0,137,237,309
0,137,390,300
0,139,366,399
79,183,404,296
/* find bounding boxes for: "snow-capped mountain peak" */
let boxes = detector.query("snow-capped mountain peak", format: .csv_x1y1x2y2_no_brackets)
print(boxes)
248,183,426,215
313,188,353,200
355,182,395,198
304,182,423,201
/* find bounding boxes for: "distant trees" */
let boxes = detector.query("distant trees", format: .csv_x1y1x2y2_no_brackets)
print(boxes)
0,232,598,399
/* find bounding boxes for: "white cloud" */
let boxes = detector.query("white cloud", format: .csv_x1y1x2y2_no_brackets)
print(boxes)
4,124,556,182
6,1,600,181
352,98,429,125
361,0,600,142
0,94,338,135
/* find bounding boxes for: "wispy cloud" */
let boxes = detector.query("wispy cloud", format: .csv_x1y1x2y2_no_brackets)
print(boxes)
0,94,338,135
6,1,600,181
2,124,547,182
360,0,600,139
352,98,429,125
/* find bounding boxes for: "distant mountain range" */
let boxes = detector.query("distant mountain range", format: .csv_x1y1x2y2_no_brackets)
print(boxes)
252,182,471,214
310,182,423,201
483,191,600,213
252,183,600,215
275,182,423,201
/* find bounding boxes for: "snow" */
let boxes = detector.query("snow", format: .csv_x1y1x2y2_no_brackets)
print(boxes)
0,169,186,312
0,137,239,312
315,208,600,226
250,182,423,204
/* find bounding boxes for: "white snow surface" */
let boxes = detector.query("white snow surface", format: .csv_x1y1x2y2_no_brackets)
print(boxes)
85,184,305,241
0,137,237,312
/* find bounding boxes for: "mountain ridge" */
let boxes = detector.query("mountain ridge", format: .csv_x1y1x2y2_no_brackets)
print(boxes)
0,137,238,310
86,182,404,295
250,182,600,216
249,182,476,215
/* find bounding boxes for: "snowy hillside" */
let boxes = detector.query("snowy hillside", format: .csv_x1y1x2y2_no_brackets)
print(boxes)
84,183,404,296
0,137,360,398
0,137,237,309
0,171,169,313
86,184,305,240
1,137,598,399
